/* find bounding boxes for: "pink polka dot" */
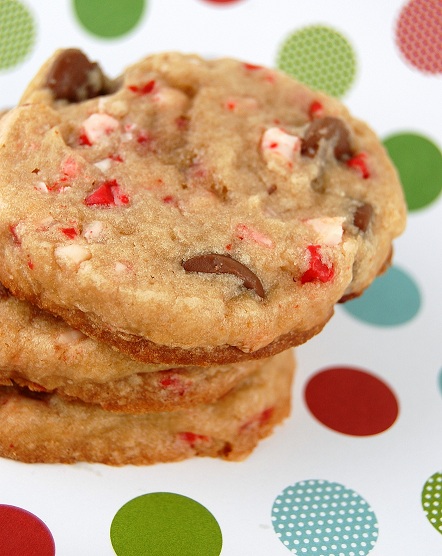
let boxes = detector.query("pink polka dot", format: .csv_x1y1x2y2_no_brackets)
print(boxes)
304,366,399,436
395,0,442,74
0,505,55,556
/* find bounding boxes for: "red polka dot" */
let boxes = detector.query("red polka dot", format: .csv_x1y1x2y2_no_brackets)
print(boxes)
0,505,55,556
304,367,399,436
396,0,442,74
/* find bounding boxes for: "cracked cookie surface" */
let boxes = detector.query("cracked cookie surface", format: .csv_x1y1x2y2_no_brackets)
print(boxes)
0,50,406,362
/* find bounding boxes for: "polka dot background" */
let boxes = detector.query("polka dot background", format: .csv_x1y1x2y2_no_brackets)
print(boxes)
272,480,379,555
0,1,441,554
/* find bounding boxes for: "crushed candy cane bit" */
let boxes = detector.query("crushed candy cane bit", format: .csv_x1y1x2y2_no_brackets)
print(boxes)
61,156,79,177
305,217,345,246
308,100,324,119
60,227,78,239
82,220,103,241
8,224,21,245
84,180,129,207
114,261,130,273
81,113,119,144
159,372,186,395
56,328,87,345
127,80,155,95
240,407,274,432
34,181,49,193
301,245,334,284
178,432,210,445
235,223,273,248
55,244,91,267
243,62,263,71
346,152,370,179
261,127,301,166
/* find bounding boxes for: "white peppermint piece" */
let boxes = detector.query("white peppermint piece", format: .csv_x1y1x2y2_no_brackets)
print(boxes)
34,181,48,193
55,244,91,268
305,217,345,246
56,328,87,345
261,127,301,163
82,113,119,144
94,158,112,172
114,261,128,273
82,221,104,241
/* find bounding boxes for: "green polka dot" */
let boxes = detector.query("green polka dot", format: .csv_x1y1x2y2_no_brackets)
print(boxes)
384,133,442,211
110,493,223,556
276,25,357,98
342,266,421,326
422,472,442,535
0,0,36,70
73,0,146,39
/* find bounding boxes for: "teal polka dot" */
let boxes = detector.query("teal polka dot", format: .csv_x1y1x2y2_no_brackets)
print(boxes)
110,492,222,556
0,0,36,70
342,266,421,326
272,480,379,555
437,368,442,398
73,0,146,39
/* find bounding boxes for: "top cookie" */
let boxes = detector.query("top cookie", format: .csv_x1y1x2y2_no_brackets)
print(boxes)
0,49,406,364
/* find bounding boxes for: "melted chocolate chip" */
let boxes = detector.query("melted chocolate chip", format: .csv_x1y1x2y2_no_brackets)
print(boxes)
182,253,265,298
46,49,106,102
301,117,353,161
353,202,373,232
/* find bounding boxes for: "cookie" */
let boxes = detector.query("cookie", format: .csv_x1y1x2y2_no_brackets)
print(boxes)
0,284,264,412
0,349,294,465
0,50,406,364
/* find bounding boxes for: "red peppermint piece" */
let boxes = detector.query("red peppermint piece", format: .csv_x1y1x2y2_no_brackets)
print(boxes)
178,432,210,446
128,80,155,95
60,227,78,239
308,100,324,119
243,62,263,71
346,152,370,179
240,407,274,432
159,372,186,395
84,179,129,207
78,133,92,146
301,245,334,284
109,153,124,162
8,224,21,246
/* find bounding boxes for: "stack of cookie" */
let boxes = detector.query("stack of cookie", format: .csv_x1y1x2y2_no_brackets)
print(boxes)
0,50,406,465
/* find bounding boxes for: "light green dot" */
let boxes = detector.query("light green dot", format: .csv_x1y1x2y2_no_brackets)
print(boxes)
73,0,146,39
342,266,421,327
110,492,223,556
276,25,357,98
422,472,442,535
384,133,442,211
0,0,36,70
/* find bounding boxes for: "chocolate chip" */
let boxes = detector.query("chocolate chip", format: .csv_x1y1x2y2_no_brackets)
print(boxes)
182,253,265,298
301,117,353,161
46,49,106,102
353,202,373,232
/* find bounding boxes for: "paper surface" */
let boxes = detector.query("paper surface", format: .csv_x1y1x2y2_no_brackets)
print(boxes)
0,1,441,554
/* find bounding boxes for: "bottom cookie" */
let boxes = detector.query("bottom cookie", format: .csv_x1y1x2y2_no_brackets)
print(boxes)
0,349,294,465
